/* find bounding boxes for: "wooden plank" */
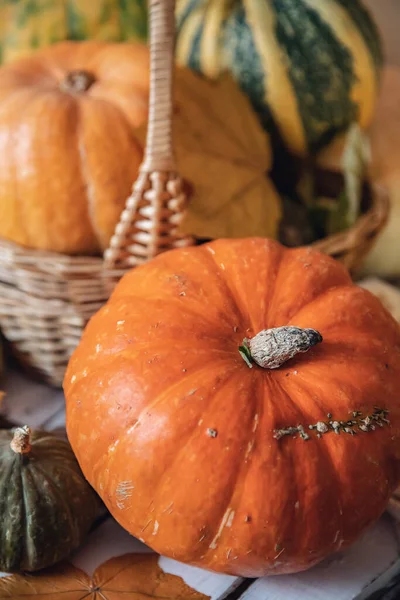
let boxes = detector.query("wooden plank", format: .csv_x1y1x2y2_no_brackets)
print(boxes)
239,516,400,600
159,556,241,600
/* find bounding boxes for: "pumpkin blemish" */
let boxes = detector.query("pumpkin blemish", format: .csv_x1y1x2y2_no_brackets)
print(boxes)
274,408,390,442
207,428,218,438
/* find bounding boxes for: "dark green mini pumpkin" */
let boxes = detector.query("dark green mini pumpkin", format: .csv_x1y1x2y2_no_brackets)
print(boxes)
0,426,100,573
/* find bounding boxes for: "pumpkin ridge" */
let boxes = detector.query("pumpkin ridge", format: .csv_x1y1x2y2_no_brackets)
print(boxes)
38,460,96,499
30,436,78,461
0,455,22,571
266,376,306,557
29,434,70,447
257,245,302,328
194,245,248,324
26,462,82,554
0,86,42,250
85,361,239,496
110,367,239,502
118,369,253,561
200,375,263,563
202,372,265,561
76,93,145,252
69,346,234,401
31,447,74,459
288,285,399,343
105,294,237,335
115,345,234,364
251,240,285,331
296,383,345,551
286,341,393,372
267,251,351,326
76,106,101,251
286,286,349,329
183,245,248,326
20,466,38,571
26,464,90,567
274,376,344,556
198,245,253,329
119,356,238,423
12,84,97,254
20,87,65,250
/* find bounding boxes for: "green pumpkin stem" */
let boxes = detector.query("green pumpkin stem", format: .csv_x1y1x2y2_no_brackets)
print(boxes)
10,426,32,455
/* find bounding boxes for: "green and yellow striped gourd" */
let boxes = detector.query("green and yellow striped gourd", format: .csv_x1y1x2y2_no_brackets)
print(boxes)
0,0,147,65
176,0,383,156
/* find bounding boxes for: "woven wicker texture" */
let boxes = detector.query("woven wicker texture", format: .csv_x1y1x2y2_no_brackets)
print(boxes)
0,0,391,387
313,183,390,271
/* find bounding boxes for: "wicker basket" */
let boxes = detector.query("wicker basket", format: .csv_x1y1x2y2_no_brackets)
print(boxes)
0,1,390,388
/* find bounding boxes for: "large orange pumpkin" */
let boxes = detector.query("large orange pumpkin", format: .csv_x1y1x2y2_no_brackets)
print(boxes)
64,238,400,577
0,41,149,255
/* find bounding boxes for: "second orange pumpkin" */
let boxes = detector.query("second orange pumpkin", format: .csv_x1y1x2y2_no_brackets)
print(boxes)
0,41,149,255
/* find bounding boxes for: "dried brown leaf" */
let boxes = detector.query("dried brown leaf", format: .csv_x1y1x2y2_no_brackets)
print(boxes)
0,562,89,600
0,553,210,600
136,69,281,240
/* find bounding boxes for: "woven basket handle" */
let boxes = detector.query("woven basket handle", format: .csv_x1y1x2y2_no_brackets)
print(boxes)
103,0,192,274
142,0,176,172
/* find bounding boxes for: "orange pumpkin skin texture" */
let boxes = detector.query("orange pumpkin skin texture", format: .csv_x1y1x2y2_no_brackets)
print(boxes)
64,238,400,577
0,41,149,255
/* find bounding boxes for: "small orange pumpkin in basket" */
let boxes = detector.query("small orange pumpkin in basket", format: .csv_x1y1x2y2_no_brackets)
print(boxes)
0,37,282,258
0,41,149,255
64,237,400,577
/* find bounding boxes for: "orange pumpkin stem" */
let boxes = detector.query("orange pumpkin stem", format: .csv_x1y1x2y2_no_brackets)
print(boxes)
10,425,32,455
242,326,322,369
60,70,96,94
